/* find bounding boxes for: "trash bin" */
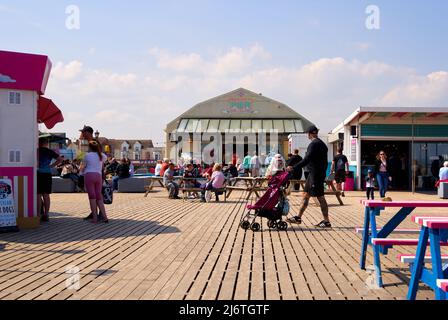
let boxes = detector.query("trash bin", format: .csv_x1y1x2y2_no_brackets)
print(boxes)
345,171,355,191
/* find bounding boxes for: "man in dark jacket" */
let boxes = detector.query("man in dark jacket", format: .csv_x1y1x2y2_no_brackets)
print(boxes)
287,126,331,228
286,149,303,190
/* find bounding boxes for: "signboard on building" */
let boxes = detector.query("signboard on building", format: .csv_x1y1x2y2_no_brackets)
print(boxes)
0,179,19,232
350,138,357,162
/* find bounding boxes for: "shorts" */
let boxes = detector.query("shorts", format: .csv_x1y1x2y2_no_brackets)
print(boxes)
304,176,325,197
334,170,346,184
37,172,53,194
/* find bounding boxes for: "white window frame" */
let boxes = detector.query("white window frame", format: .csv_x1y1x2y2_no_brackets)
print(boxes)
8,91,22,105
8,149,22,163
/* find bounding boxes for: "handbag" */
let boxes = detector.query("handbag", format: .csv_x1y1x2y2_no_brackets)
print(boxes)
102,181,113,205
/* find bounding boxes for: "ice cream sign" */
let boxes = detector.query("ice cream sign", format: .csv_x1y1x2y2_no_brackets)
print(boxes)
0,179,18,230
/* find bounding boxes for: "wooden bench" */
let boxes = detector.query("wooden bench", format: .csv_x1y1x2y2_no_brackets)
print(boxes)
225,186,267,201
437,280,448,292
180,187,227,202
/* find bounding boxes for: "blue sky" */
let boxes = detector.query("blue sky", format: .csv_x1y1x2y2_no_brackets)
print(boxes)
2,0,448,142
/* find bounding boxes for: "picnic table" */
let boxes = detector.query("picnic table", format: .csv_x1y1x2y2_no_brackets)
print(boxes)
177,177,223,202
226,177,269,201
407,216,448,300
144,176,183,197
359,199,448,287
288,179,344,206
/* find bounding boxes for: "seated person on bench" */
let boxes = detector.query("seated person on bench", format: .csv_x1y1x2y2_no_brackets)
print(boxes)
200,163,225,202
184,163,201,199
164,163,180,199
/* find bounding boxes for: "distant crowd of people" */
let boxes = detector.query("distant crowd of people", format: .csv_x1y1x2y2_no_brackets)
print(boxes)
39,122,448,230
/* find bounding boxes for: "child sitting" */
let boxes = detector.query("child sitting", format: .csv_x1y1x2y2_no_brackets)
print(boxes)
366,169,375,200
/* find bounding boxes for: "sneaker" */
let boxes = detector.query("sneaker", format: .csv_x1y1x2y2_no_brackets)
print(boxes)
287,216,302,224
315,220,332,228
40,214,49,222
341,191,345,197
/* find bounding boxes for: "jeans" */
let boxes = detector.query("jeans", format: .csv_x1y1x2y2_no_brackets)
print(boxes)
167,181,179,198
376,172,389,198
112,176,120,191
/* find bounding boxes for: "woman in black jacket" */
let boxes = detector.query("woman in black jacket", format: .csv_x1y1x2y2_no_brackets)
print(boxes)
112,158,131,191
374,151,392,198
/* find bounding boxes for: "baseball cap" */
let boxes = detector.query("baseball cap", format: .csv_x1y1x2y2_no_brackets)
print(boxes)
79,125,94,134
305,125,319,134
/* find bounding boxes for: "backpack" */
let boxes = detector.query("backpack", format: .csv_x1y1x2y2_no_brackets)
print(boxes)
336,156,346,171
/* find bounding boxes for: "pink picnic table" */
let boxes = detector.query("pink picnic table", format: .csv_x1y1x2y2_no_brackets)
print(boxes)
359,200,448,287
407,216,448,300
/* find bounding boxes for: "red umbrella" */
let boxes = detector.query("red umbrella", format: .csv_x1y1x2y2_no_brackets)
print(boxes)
37,96,64,129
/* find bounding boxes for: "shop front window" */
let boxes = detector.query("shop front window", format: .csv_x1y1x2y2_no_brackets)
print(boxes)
412,142,448,191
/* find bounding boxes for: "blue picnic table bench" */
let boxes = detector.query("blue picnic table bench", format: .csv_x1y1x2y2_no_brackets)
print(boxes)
359,200,448,288
407,216,448,300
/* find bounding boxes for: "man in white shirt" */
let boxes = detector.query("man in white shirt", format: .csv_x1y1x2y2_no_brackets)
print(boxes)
250,152,261,177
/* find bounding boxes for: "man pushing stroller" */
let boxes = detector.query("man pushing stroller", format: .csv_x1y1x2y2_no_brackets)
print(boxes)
287,125,332,229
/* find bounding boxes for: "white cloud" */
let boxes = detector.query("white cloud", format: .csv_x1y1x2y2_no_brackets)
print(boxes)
378,71,448,107
45,46,448,144
149,48,204,72
52,61,83,80
149,44,271,76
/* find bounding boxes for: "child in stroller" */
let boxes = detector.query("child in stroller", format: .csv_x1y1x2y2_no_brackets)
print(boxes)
240,154,290,232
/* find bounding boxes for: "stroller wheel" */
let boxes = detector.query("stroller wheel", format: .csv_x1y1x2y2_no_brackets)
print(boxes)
267,220,277,229
251,222,261,232
277,221,288,231
241,221,250,230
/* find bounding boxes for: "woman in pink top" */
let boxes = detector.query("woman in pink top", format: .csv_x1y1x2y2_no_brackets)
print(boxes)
200,164,225,202
80,141,109,224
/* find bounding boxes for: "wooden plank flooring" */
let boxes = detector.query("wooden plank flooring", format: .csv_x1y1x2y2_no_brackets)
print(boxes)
0,190,445,300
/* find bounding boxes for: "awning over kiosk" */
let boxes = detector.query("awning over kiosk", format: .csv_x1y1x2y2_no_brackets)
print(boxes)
37,96,64,129
175,118,305,133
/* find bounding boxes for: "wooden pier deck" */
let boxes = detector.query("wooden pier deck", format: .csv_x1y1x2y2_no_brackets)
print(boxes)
0,190,445,300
